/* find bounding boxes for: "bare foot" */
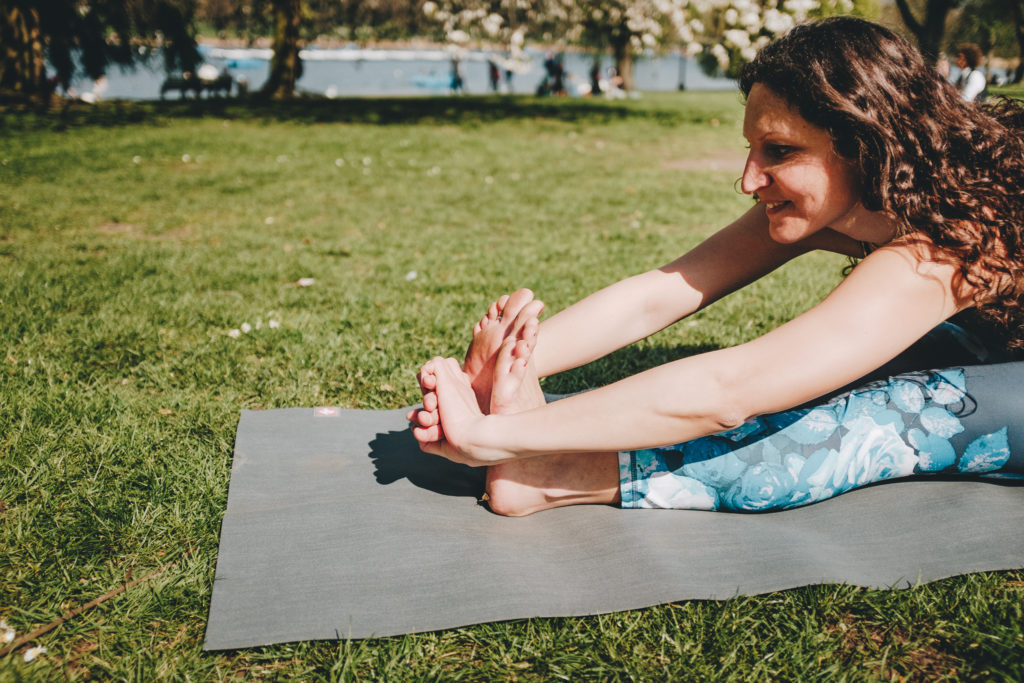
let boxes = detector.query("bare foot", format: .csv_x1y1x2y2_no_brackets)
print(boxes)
489,324,544,414
463,289,544,412
406,295,542,438
484,336,621,517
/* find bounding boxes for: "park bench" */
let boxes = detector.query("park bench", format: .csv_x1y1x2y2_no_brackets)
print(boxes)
160,72,234,99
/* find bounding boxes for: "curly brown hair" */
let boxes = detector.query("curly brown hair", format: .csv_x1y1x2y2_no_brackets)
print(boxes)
739,17,1024,349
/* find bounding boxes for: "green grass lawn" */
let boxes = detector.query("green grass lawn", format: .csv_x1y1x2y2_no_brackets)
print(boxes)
1,91,1022,680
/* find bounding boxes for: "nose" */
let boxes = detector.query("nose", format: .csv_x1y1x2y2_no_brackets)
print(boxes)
740,153,769,195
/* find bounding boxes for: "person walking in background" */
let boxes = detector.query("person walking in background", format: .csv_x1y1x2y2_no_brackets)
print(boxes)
450,57,465,94
488,60,501,93
955,43,987,102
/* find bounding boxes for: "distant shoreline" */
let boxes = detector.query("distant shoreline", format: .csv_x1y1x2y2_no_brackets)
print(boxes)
197,35,625,57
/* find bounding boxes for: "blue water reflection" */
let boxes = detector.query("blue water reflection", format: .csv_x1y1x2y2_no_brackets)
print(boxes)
69,45,737,100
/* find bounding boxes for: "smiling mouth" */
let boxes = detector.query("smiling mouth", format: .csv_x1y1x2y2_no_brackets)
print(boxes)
763,200,790,211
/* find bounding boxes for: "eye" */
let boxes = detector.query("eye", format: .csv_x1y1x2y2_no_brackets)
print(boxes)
765,144,795,160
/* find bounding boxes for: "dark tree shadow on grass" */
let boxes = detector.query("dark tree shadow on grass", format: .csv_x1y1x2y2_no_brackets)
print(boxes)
1,93,739,130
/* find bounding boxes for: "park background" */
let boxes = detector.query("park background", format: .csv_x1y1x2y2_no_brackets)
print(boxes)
3,0,1024,679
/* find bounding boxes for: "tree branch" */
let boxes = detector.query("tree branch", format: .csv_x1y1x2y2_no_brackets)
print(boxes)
0,564,171,659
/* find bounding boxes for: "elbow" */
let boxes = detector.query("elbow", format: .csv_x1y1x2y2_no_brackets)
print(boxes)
700,364,756,434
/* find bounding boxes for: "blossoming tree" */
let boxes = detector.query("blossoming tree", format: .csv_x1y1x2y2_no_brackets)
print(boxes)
422,0,856,90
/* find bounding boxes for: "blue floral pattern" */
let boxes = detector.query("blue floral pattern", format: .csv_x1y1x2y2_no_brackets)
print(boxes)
619,368,1016,511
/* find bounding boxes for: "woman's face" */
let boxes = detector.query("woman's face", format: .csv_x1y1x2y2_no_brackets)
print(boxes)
741,84,862,244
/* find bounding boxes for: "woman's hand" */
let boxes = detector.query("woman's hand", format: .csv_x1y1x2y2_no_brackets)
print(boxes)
408,357,515,467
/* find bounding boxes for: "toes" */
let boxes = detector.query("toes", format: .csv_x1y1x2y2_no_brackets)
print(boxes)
500,289,535,326
495,336,517,376
512,299,544,329
511,338,531,365
520,317,540,350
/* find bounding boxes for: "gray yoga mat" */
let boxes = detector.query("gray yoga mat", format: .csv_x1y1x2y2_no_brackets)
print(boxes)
204,406,1024,650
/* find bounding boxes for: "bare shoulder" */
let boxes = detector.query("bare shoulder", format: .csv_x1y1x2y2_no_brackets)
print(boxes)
851,233,975,311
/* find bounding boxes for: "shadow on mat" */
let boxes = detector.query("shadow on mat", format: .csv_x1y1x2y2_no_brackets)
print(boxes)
369,428,485,498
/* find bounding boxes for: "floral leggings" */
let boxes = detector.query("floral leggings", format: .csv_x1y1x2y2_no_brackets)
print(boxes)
619,361,1023,511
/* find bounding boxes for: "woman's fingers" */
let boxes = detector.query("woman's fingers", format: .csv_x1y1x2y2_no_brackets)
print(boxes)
412,423,444,443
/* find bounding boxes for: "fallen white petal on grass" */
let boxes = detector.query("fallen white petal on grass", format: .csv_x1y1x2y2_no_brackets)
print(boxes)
240,322,252,333
181,154,191,163
268,319,281,329
0,619,14,644
264,217,275,225
132,155,142,164
228,329,241,339
405,270,418,281
484,176,494,184
23,646,46,663
427,166,441,176
335,158,345,167
297,278,316,287
362,157,372,166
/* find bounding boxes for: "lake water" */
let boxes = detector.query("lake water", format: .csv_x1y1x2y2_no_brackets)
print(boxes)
71,45,737,100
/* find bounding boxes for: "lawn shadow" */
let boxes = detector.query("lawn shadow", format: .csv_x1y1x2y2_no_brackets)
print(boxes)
369,427,485,498
3,93,732,130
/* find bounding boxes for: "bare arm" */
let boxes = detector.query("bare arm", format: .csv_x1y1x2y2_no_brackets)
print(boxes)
531,203,862,377
422,238,966,465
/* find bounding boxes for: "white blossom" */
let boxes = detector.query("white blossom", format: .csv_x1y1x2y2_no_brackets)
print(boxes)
481,13,504,36
723,29,750,49
23,646,45,663
762,9,794,34
711,42,730,69
447,29,470,43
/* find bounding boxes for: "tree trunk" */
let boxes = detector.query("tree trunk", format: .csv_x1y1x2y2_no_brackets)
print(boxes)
261,0,302,100
1012,0,1024,82
893,0,957,64
611,36,635,92
0,3,48,101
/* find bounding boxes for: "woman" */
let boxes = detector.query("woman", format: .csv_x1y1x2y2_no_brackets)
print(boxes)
408,17,1024,516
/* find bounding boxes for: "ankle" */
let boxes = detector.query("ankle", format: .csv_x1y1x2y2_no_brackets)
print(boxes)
485,466,547,517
